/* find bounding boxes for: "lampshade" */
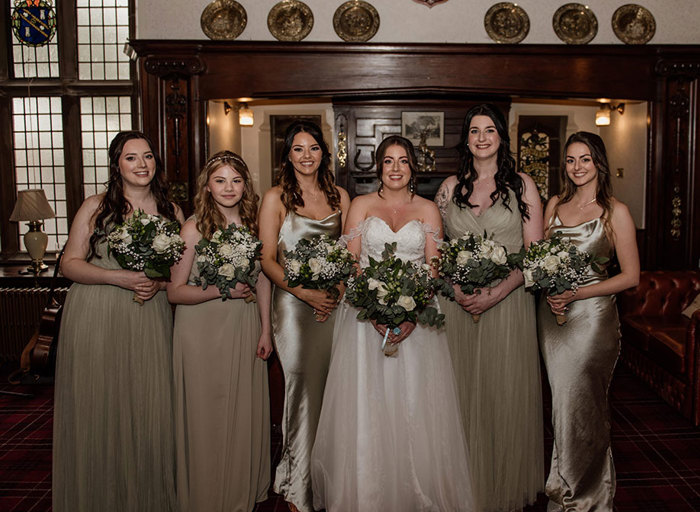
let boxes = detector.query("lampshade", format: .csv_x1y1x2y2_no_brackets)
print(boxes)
595,108,611,127
239,103,254,126
10,189,56,222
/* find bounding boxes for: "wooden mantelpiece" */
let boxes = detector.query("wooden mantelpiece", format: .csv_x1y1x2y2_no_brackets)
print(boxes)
127,40,700,270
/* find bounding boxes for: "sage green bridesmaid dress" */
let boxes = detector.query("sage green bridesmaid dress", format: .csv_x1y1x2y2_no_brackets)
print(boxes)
173,236,270,512
439,191,544,512
538,216,619,511
53,238,176,512
272,210,342,512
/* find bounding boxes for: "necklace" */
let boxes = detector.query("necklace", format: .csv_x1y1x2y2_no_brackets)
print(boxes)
578,197,597,210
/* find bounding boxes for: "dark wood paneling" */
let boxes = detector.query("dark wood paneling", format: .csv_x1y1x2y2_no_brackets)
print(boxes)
127,40,700,270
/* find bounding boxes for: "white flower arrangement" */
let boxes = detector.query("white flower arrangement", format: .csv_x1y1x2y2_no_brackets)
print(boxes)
283,234,356,300
194,223,262,301
106,209,185,304
346,243,443,357
522,234,608,325
434,231,520,322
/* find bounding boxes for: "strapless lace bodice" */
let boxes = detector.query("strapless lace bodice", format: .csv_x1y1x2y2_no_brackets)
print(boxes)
356,216,433,266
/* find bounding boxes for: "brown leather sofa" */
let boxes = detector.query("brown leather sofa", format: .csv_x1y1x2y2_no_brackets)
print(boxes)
618,270,700,425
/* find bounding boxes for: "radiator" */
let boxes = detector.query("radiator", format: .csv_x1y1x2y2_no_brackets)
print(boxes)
0,287,69,362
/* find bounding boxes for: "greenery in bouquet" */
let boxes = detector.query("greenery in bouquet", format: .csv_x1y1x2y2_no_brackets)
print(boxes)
107,209,184,279
194,223,262,301
522,234,607,296
283,234,356,299
434,231,521,300
522,234,608,325
345,242,444,333
106,209,185,304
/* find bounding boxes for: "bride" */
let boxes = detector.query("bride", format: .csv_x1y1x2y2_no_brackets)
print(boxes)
311,135,475,512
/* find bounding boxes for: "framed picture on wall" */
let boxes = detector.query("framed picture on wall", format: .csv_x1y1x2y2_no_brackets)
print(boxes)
270,114,322,185
401,111,444,146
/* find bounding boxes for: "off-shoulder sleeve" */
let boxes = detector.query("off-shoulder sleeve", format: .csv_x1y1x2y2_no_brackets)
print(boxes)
421,222,443,244
338,217,370,247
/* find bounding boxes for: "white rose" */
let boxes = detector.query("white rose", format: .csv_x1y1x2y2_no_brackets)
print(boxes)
456,250,473,266
140,217,150,226
396,295,417,312
542,254,561,272
218,243,234,258
211,230,222,242
523,268,534,287
288,259,302,275
375,283,390,303
233,230,242,240
490,246,507,265
557,250,570,261
368,278,383,291
232,255,248,269
218,263,236,279
309,257,322,277
196,254,207,263
152,233,171,253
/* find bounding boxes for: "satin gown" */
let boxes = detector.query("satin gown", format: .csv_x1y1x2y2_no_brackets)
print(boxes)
173,242,270,512
538,216,620,511
272,210,342,512
439,192,544,512
53,238,176,511
311,217,475,512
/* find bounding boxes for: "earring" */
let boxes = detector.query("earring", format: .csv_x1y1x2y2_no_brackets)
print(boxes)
378,181,384,194
409,178,416,194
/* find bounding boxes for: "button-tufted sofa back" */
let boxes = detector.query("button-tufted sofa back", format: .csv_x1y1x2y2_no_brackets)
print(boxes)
618,271,700,317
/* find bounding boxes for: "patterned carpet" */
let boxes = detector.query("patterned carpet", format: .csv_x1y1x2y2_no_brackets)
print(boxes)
1,364,699,511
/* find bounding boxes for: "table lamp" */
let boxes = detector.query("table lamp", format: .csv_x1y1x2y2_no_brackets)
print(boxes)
10,189,56,274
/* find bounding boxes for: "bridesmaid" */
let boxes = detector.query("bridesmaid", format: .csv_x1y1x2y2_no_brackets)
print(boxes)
53,131,182,511
258,120,350,512
435,103,544,511
168,151,272,512
539,132,639,511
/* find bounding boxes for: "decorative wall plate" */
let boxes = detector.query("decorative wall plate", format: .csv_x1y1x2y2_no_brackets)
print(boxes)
552,3,598,45
200,0,247,41
612,4,655,45
268,0,314,42
333,0,380,43
484,2,530,44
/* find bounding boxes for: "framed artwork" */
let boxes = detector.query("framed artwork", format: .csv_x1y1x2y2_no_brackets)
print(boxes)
401,111,444,146
270,114,322,185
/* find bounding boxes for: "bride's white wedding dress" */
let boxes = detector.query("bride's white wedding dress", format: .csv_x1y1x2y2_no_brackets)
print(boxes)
311,216,475,512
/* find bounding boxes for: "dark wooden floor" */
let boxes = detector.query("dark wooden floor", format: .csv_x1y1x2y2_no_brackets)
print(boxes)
1,364,699,511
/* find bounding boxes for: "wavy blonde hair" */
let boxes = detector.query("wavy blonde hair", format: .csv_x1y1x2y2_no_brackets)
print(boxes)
548,131,615,241
193,151,259,239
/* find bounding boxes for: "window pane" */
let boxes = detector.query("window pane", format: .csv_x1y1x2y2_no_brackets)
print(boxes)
11,0,60,78
77,0,131,80
80,96,132,198
12,97,67,252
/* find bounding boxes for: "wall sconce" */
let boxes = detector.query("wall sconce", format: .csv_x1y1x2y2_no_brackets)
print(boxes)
238,102,254,126
595,102,625,127
10,189,56,274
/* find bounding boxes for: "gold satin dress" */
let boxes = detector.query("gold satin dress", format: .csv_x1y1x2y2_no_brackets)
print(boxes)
538,216,620,511
439,192,544,512
272,210,342,512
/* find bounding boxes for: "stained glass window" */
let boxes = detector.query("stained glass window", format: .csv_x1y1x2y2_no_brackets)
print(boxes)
11,0,60,78
77,0,131,80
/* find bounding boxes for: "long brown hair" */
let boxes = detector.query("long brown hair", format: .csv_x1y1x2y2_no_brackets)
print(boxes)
375,135,418,197
277,120,340,213
88,130,176,260
194,151,259,239
453,103,529,220
550,131,614,240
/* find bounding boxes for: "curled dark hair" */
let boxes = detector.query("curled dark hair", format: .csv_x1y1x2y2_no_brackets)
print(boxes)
278,120,340,213
453,103,529,220
87,130,176,260
375,135,418,197
551,131,614,240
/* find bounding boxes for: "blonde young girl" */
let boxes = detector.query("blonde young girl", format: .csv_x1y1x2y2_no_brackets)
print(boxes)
168,151,272,512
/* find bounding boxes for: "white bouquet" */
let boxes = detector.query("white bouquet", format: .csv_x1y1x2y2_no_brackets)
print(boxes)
107,209,185,304
194,224,262,301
